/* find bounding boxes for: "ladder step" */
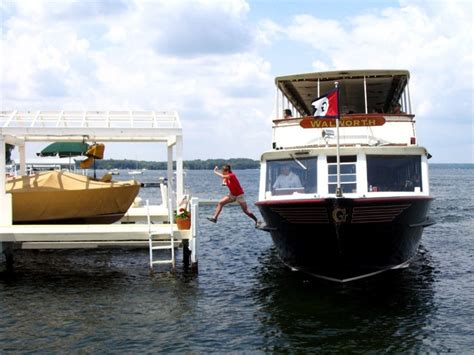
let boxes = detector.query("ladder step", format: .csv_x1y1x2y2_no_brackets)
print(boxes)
151,259,174,265
151,245,173,250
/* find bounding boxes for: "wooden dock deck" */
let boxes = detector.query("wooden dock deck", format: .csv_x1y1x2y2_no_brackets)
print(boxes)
0,223,191,244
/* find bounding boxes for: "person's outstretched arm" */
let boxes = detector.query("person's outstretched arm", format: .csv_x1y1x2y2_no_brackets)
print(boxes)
213,166,225,178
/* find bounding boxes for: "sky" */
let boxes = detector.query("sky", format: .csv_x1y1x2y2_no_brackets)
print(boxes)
1,0,473,163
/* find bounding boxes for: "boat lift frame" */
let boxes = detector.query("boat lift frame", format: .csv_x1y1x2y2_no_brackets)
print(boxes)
0,110,198,271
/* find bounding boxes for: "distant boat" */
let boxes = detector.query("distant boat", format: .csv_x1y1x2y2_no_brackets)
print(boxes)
109,168,120,175
7,171,140,224
128,160,144,175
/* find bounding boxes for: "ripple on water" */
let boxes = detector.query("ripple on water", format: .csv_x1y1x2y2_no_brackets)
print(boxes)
1,167,473,352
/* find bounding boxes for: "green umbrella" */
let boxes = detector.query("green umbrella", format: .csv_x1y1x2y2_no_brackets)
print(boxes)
38,142,90,173
38,142,89,158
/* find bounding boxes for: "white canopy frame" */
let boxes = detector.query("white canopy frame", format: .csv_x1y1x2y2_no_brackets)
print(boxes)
0,110,185,225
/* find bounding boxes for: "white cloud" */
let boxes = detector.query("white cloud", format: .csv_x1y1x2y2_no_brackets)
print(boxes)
1,0,274,161
1,0,472,163
281,0,473,162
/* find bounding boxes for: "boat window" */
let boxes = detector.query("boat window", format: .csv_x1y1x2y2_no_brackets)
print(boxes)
327,155,357,193
266,157,317,195
367,155,422,192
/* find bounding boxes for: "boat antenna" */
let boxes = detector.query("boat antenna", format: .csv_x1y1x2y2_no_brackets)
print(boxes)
335,81,342,198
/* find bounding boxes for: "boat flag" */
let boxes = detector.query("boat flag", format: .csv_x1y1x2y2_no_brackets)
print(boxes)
312,88,339,118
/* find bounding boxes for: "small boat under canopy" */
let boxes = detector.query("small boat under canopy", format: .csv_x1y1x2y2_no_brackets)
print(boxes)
7,171,140,224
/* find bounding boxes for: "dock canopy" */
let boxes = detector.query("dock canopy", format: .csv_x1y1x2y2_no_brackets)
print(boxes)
0,110,182,143
0,110,185,220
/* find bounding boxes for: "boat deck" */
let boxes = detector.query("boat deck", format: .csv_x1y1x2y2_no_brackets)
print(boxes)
0,199,199,271
122,205,169,223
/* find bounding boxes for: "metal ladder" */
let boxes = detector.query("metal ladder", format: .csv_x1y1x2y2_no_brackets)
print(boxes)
147,199,175,270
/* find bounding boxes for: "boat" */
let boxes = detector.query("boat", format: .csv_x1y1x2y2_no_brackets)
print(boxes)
109,168,120,175
256,69,435,282
128,170,143,175
6,170,140,224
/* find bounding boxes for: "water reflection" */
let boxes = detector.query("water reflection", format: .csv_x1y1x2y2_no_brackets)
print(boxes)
0,249,199,353
251,245,442,352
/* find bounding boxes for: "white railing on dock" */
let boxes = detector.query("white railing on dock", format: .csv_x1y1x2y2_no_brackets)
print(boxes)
0,110,181,130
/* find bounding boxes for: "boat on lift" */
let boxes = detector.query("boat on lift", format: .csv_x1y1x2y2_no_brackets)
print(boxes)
256,69,435,282
7,170,140,224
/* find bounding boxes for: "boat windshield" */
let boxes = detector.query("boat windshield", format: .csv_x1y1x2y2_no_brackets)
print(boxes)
367,155,422,192
266,157,317,196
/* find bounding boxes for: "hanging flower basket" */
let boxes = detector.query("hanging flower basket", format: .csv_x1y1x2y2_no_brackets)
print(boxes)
175,207,191,230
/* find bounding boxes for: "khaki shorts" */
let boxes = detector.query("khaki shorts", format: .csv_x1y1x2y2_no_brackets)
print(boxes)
228,193,246,203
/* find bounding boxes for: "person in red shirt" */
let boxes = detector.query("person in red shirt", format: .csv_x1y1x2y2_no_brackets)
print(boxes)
207,164,261,227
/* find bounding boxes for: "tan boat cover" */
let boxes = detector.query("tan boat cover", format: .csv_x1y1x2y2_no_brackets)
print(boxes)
6,171,140,223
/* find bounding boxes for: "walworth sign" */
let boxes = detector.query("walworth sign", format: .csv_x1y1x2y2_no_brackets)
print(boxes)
299,115,386,129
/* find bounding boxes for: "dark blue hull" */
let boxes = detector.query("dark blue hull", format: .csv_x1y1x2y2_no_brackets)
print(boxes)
256,196,434,282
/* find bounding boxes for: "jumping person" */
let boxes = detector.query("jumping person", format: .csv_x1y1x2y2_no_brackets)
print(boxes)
207,164,262,227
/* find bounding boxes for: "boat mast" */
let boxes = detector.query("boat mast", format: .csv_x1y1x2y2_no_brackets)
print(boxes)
335,81,342,198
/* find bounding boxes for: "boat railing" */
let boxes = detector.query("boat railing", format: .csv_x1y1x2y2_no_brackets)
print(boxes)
272,113,417,149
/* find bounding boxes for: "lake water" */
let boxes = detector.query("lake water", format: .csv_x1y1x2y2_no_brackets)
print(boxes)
1,165,473,352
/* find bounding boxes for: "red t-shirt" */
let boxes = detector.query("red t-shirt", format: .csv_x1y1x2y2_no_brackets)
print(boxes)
225,173,244,196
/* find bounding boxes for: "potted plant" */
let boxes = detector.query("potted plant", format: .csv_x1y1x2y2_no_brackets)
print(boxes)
175,207,191,230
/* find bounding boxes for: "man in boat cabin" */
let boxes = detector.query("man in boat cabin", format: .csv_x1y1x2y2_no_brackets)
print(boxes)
207,164,261,227
283,109,293,119
273,165,302,189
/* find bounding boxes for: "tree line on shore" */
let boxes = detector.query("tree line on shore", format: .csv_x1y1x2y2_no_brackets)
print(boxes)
94,158,260,170
4,145,259,169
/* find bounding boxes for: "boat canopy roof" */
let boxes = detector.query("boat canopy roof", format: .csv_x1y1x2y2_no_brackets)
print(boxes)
0,110,182,144
275,69,410,116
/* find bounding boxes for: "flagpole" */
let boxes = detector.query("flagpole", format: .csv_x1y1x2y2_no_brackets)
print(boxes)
335,81,342,198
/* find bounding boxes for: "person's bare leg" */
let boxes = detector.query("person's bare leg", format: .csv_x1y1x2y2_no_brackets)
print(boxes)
213,195,233,220
238,200,258,223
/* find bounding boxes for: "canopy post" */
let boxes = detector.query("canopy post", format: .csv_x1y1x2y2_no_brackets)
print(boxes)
175,135,184,204
275,86,279,119
0,137,12,225
19,144,26,176
363,76,368,114
407,79,412,114
167,144,174,210
0,138,5,193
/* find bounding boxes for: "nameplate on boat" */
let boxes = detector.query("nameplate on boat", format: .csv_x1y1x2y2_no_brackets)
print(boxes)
299,116,386,129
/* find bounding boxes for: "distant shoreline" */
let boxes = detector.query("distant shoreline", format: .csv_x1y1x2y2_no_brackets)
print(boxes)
94,160,473,170
95,158,260,170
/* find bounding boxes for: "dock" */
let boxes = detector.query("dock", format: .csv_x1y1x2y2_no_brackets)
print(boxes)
0,110,199,272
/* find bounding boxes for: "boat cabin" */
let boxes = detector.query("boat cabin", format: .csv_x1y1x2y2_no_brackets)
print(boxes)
259,70,430,200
